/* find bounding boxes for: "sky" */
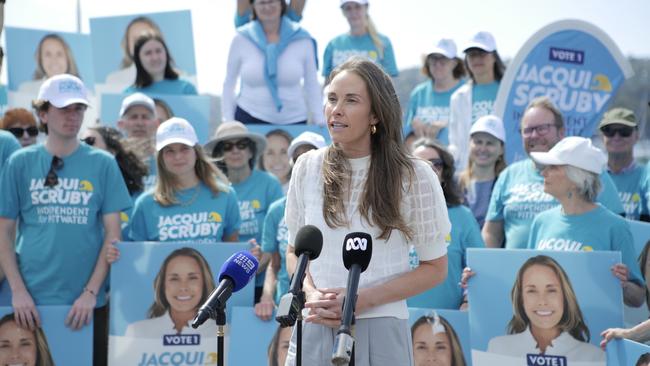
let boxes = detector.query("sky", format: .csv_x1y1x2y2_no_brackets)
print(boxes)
4,0,650,96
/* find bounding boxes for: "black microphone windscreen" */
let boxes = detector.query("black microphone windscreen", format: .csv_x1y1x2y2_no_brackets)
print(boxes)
342,232,372,272
294,225,323,260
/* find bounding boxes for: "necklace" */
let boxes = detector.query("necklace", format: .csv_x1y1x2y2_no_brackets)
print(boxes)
178,185,201,207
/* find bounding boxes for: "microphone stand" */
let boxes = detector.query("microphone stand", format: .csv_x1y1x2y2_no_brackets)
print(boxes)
215,307,226,366
295,290,305,366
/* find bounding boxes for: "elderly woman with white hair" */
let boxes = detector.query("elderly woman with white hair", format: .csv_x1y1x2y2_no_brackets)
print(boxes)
527,136,646,307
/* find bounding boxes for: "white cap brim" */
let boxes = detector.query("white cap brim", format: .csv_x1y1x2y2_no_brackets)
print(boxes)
529,151,565,167
156,137,196,151
50,97,90,109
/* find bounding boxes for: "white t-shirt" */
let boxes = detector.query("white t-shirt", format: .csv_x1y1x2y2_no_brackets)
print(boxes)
285,148,450,319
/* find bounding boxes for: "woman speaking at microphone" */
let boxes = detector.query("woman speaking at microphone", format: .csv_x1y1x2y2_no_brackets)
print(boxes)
285,57,450,365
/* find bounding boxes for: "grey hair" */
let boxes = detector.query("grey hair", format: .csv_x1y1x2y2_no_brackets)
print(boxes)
564,165,601,202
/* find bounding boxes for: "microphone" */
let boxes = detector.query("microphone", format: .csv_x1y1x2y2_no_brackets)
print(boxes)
192,250,259,328
332,232,373,365
276,225,323,327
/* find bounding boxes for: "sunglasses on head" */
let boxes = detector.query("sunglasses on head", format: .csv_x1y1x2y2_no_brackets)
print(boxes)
81,136,96,146
8,126,38,138
601,125,635,138
222,139,251,152
45,156,64,188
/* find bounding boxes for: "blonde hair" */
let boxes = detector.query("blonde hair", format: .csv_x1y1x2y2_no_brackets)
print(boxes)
154,145,230,206
508,255,591,342
120,16,163,69
366,15,384,60
148,247,216,318
458,136,506,193
322,57,414,240
0,313,55,366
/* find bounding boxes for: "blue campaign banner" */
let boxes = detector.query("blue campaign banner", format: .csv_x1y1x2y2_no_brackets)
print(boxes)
108,241,254,365
0,305,92,366
409,308,472,366
229,306,279,365
100,93,211,144
5,27,95,92
89,10,196,89
494,20,633,163
606,338,650,366
467,248,622,366
246,124,332,145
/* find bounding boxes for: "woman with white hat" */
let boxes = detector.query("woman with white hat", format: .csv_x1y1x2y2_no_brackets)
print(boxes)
205,121,284,302
448,31,506,171
123,118,241,244
322,0,398,79
458,115,506,228
404,38,466,144
527,136,646,307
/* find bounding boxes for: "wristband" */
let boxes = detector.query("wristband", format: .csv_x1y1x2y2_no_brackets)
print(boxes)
83,287,97,296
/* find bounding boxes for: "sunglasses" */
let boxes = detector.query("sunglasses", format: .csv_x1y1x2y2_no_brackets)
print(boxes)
222,139,251,152
82,136,96,146
45,156,64,188
429,158,444,171
601,125,635,138
8,126,38,138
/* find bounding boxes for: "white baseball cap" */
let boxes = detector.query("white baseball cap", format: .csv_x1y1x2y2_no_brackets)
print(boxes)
120,92,156,118
340,0,368,6
464,31,497,53
37,74,89,108
470,115,505,143
530,136,606,174
156,117,198,151
428,38,457,59
288,131,327,159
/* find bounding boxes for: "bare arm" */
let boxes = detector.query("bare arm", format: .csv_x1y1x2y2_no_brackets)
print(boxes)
66,212,121,329
0,217,40,329
254,251,280,320
236,0,250,16
623,281,646,307
289,0,306,16
482,220,504,248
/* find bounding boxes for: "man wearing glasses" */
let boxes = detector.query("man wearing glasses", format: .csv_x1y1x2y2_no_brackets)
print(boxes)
599,108,648,222
482,96,624,249
0,74,131,365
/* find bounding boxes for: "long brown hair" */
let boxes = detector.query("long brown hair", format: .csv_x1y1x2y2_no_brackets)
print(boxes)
154,145,230,206
322,57,414,240
413,138,463,206
33,34,79,80
148,247,216,318
508,255,591,342
411,313,466,366
0,313,55,366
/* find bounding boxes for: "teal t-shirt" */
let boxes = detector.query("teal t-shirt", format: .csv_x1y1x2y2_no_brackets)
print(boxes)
407,205,484,309
404,81,463,145
128,183,241,243
261,197,289,304
322,33,398,78
232,169,284,287
143,155,157,192
0,130,20,169
470,81,499,123
124,79,198,95
0,84,8,117
610,165,646,220
527,204,644,286
0,143,132,306
486,159,624,249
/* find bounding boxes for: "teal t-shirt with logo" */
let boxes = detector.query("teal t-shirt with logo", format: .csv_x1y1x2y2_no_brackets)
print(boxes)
404,81,463,145
261,197,289,304
470,81,499,123
486,159,624,249
610,165,646,220
128,183,240,243
0,143,132,306
407,205,484,309
322,33,398,78
527,204,644,286
232,169,284,287
0,130,20,168
124,79,198,95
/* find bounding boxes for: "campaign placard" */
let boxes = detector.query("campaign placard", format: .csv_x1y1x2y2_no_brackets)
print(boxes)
108,241,254,365
606,338,650,366
494,20,633,163
409,308,472,366
467,248,623,366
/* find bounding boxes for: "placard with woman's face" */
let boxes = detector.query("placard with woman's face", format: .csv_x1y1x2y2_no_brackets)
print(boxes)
467,248,622,366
